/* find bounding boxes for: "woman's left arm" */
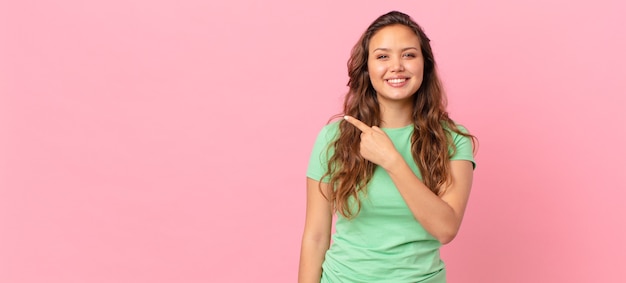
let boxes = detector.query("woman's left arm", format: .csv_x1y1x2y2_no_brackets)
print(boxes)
385,159,473,244
344,115,474,244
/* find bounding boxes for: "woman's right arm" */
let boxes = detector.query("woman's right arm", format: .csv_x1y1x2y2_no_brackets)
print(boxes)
298,177,333,283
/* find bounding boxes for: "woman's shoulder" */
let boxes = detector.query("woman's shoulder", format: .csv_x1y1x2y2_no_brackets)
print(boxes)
315,119,342,140
444,122,472,139
446,121,470,132
445,122,476,167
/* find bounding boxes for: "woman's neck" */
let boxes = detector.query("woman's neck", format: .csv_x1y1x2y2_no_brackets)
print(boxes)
379,102,413,128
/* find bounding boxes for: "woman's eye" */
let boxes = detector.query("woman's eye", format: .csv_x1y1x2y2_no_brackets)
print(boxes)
376,55,388,59
403,53,416,58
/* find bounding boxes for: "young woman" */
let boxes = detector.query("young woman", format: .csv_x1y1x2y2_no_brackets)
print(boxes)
298,11,476,283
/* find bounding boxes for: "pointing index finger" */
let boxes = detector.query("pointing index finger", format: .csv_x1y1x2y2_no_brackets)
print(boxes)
344,115,372,132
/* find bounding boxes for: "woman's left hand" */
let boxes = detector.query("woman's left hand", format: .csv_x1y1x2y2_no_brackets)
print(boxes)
344,115,402,170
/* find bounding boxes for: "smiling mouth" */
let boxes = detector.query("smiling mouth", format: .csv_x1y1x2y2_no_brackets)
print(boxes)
387,78,407,83
386,78,409,87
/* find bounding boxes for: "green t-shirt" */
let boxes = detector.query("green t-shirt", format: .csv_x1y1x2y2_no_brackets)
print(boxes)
306,121,475,283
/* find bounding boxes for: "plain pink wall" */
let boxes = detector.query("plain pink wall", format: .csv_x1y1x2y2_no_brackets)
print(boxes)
2,0,625,282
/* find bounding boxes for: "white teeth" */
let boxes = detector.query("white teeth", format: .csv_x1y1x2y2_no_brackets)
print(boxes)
387,78,406,83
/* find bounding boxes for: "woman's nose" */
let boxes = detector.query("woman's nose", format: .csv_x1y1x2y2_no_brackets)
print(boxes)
389,57,405,72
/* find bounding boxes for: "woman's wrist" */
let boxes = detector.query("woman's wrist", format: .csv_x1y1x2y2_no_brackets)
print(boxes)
381,151,405,173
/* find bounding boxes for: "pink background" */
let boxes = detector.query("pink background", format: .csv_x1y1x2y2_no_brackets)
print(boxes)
2,0,625,282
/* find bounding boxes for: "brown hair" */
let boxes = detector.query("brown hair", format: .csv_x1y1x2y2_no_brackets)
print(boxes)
321,11,476,218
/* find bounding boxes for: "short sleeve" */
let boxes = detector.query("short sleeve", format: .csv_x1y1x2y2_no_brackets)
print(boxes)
306,122,339,182
450,125,476,169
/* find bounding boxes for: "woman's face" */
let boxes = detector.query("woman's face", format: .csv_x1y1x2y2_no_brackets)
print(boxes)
367,24,424,106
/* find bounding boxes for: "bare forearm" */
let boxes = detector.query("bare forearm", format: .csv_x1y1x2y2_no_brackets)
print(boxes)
298,238,329,283
341,116,472,244
385,159,461,244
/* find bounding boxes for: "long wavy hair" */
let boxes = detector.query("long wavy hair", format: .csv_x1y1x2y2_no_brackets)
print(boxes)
321,11,476,219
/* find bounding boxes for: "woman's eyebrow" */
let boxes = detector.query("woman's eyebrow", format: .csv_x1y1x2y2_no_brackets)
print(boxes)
372,47,419,52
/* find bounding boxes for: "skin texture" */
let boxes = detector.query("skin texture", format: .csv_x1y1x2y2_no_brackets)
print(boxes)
298,179,332,283
298,23,474,283
367,24,424,128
